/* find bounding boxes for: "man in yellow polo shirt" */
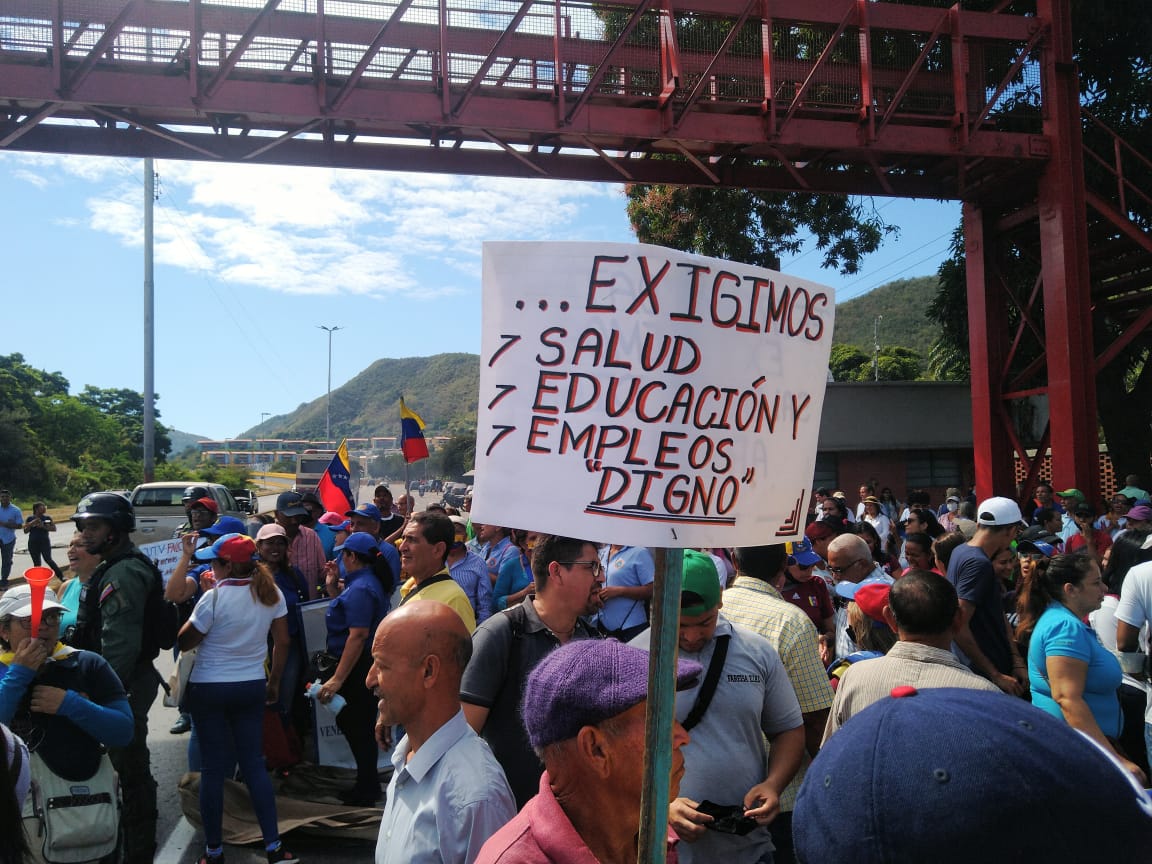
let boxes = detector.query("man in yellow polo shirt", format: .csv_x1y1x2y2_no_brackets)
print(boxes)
397,511,476,632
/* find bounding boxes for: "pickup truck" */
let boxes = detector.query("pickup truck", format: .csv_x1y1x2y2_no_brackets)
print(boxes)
231,489,259,514
129,482,247,547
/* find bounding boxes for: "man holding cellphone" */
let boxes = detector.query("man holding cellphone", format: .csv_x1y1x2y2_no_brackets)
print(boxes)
631,550,805,864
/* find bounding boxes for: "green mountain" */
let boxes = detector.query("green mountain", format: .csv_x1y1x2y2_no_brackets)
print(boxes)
831,275,939,359
247,277,941,438
169,428,208,454
245,353,481,439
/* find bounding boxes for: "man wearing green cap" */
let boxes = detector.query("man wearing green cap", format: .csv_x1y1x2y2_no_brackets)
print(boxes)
630,550,805,864
1056,488,1087,544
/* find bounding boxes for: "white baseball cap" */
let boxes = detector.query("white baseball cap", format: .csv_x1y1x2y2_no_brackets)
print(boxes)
976,497,1026,527
0,584,67,619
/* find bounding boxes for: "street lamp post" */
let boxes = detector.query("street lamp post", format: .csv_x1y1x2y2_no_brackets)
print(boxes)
260,412,271,487
318,325,343,445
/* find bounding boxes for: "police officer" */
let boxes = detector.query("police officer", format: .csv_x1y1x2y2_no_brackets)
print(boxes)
177,484,216,537
70,492,162,864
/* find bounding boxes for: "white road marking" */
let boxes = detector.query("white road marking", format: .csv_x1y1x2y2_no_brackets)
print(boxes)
156,815,197,864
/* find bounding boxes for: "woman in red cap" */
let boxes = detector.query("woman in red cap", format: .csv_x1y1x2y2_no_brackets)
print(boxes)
178,533,295,864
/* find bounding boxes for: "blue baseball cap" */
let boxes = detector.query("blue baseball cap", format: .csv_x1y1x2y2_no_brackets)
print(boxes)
835,573,893,601
333,531,380,557
199,515,247,538
345,503,382,521
795,687,1152,862
787,537,822,567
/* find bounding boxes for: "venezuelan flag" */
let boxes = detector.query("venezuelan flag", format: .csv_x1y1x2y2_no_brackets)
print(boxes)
400,398,430,463
317,439,355,513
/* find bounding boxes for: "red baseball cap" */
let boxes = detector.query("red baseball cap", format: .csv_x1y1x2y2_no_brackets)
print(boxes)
854,582,891,624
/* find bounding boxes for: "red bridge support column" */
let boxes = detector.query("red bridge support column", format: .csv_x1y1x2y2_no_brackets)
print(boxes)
1037,0,1098,502
964,202,1016,500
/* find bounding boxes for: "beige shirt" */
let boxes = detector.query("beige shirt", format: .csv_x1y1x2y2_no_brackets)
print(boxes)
823,640,1000,743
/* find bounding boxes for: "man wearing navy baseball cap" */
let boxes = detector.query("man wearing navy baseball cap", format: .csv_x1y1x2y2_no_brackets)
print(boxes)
474,639,701,864
795,687,1152,863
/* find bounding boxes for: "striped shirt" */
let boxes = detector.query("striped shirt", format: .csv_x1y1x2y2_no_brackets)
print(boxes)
723,575,834,812
822,641,1000,743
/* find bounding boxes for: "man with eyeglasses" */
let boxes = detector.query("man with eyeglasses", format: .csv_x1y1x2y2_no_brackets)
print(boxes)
826,534,894,661
462,534,604,807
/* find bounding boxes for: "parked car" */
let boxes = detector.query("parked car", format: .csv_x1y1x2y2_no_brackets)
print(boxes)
128,481,246,547
230,488,259,514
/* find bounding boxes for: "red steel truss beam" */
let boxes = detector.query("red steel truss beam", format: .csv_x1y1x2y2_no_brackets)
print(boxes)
875,6,950,136
778,1,856,136
0,102,58,147
673,0,757,127
58,0,140,97
328,0,419,112
451,0,535,118
1096,305,1152,375
562,0,656,126
201,0,284,101
965,202,1017,498
1035,0,1097,501
0,121,965,196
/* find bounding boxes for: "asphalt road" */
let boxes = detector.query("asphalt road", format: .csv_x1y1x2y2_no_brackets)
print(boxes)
8,481,438,863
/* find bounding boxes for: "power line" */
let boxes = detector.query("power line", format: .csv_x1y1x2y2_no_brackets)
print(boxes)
148,165,296,397
834,234,954,304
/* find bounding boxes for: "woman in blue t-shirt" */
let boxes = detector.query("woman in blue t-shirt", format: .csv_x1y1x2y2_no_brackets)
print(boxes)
1015,551,1146,785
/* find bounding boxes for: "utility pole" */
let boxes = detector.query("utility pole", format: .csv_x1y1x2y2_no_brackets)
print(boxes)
872,314,883,382
318,325,343,445
143,158,157,482
260,412,271,488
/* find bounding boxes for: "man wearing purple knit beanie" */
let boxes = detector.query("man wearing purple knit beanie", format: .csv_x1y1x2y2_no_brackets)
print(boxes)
474,639,702,864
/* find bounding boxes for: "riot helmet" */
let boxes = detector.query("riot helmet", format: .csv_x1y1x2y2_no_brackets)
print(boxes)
181,485,211,506
70,491,135,532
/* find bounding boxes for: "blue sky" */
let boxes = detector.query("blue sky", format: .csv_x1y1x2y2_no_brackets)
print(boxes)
0,151,959,440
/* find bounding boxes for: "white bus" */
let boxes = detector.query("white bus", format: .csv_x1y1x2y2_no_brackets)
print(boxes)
295,449,364,495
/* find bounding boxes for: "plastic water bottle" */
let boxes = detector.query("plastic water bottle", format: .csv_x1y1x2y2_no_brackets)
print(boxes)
305,679,347,715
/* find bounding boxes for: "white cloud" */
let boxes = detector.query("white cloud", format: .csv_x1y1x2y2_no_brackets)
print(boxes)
5,151,123,183
12,169,47,188
11,152,631,300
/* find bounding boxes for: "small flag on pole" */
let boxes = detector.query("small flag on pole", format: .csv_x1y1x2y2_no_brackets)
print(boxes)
317,439,355,513
400,398,430,464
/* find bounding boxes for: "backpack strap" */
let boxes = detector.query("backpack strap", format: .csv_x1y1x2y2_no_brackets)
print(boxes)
399,573,455,606
504,602,529,638
681,634,730,732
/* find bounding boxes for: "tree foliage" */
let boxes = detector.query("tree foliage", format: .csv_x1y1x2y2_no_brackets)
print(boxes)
829,344,921,382
626,186,896,275
0,353,173,502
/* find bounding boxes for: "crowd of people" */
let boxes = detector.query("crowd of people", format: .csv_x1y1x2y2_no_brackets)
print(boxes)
2,476,1152,863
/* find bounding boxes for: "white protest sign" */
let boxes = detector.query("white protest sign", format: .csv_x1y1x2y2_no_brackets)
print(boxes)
298,599,392,770
472,242,835,548
138,538,185,585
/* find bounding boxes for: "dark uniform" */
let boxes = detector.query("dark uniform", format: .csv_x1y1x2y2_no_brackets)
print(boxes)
71,494,162,864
